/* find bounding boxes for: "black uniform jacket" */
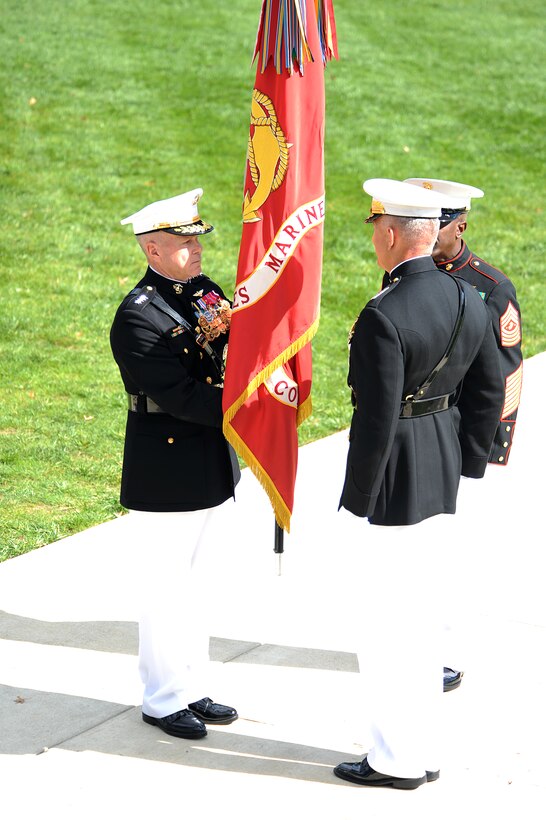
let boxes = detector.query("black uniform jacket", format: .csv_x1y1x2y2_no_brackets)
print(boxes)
110,267,240,512
340,256,504,526
436,242,522,465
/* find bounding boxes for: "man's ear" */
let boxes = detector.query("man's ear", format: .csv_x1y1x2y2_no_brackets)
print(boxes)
456,220,468,238
386,225,396,249
145,238,160,259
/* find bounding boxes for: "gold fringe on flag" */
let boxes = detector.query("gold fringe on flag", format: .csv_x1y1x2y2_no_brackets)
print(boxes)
225,423,293,532
223,317,320,429
223,316,320,532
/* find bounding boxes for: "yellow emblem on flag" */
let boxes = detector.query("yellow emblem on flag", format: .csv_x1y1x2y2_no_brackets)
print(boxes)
243,89,290,223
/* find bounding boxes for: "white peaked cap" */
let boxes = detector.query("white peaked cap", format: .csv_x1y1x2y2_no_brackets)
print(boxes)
404,178,484,211
120,188,214,235
363,178,450,222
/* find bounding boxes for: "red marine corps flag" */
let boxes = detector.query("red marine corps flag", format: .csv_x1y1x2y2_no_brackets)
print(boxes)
222,0,337,534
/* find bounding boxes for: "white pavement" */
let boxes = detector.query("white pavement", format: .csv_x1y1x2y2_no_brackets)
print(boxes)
1,353,544,820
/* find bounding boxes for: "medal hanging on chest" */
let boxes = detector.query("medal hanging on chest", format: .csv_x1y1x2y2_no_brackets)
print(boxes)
193,290,232,342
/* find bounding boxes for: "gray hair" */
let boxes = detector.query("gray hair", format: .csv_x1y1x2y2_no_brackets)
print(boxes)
388,216,439,250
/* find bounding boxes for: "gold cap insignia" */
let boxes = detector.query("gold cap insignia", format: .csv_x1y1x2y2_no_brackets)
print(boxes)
422,181,433,190
370,199,386,215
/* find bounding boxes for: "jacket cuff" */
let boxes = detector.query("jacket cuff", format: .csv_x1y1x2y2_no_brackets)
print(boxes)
461,455,488,479
339,482,378,519
488,422,516,465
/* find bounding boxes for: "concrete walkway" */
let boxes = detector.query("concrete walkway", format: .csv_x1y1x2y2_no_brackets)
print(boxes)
1,353,544,819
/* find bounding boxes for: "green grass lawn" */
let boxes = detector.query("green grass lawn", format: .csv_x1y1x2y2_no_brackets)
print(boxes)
1,0,544,560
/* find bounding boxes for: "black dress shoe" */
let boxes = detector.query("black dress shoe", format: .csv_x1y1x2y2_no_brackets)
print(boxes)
443,667,464,692
188,697,238,725
142,709,207,738
333,757,426,790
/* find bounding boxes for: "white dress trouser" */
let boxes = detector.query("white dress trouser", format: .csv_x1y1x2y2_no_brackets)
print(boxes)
355,515,445,779
127,508,215,718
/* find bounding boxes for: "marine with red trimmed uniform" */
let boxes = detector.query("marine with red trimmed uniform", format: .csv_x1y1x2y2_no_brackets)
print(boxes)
405,178,523,465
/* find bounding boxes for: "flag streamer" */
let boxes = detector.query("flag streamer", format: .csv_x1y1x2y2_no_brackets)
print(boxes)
254,0,337,74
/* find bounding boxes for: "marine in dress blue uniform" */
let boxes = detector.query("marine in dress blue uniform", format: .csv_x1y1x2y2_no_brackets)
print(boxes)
405,178,523,465
110,189,240,739
334,179,504,790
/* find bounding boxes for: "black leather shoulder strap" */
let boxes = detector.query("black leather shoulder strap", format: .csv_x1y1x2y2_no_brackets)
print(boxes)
147,289,194,333
406,275,466,400
148,289,224,377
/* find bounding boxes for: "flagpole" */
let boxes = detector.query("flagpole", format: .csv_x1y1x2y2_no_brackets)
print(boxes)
274,520,284,575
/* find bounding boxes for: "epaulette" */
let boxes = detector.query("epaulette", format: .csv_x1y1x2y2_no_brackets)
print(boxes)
125,286,185,338
369,277,401,304
468,255,506,283
127,285,157,311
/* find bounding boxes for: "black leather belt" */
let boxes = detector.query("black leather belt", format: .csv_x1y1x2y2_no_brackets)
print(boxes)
127,394,166,414
400,391,456,418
